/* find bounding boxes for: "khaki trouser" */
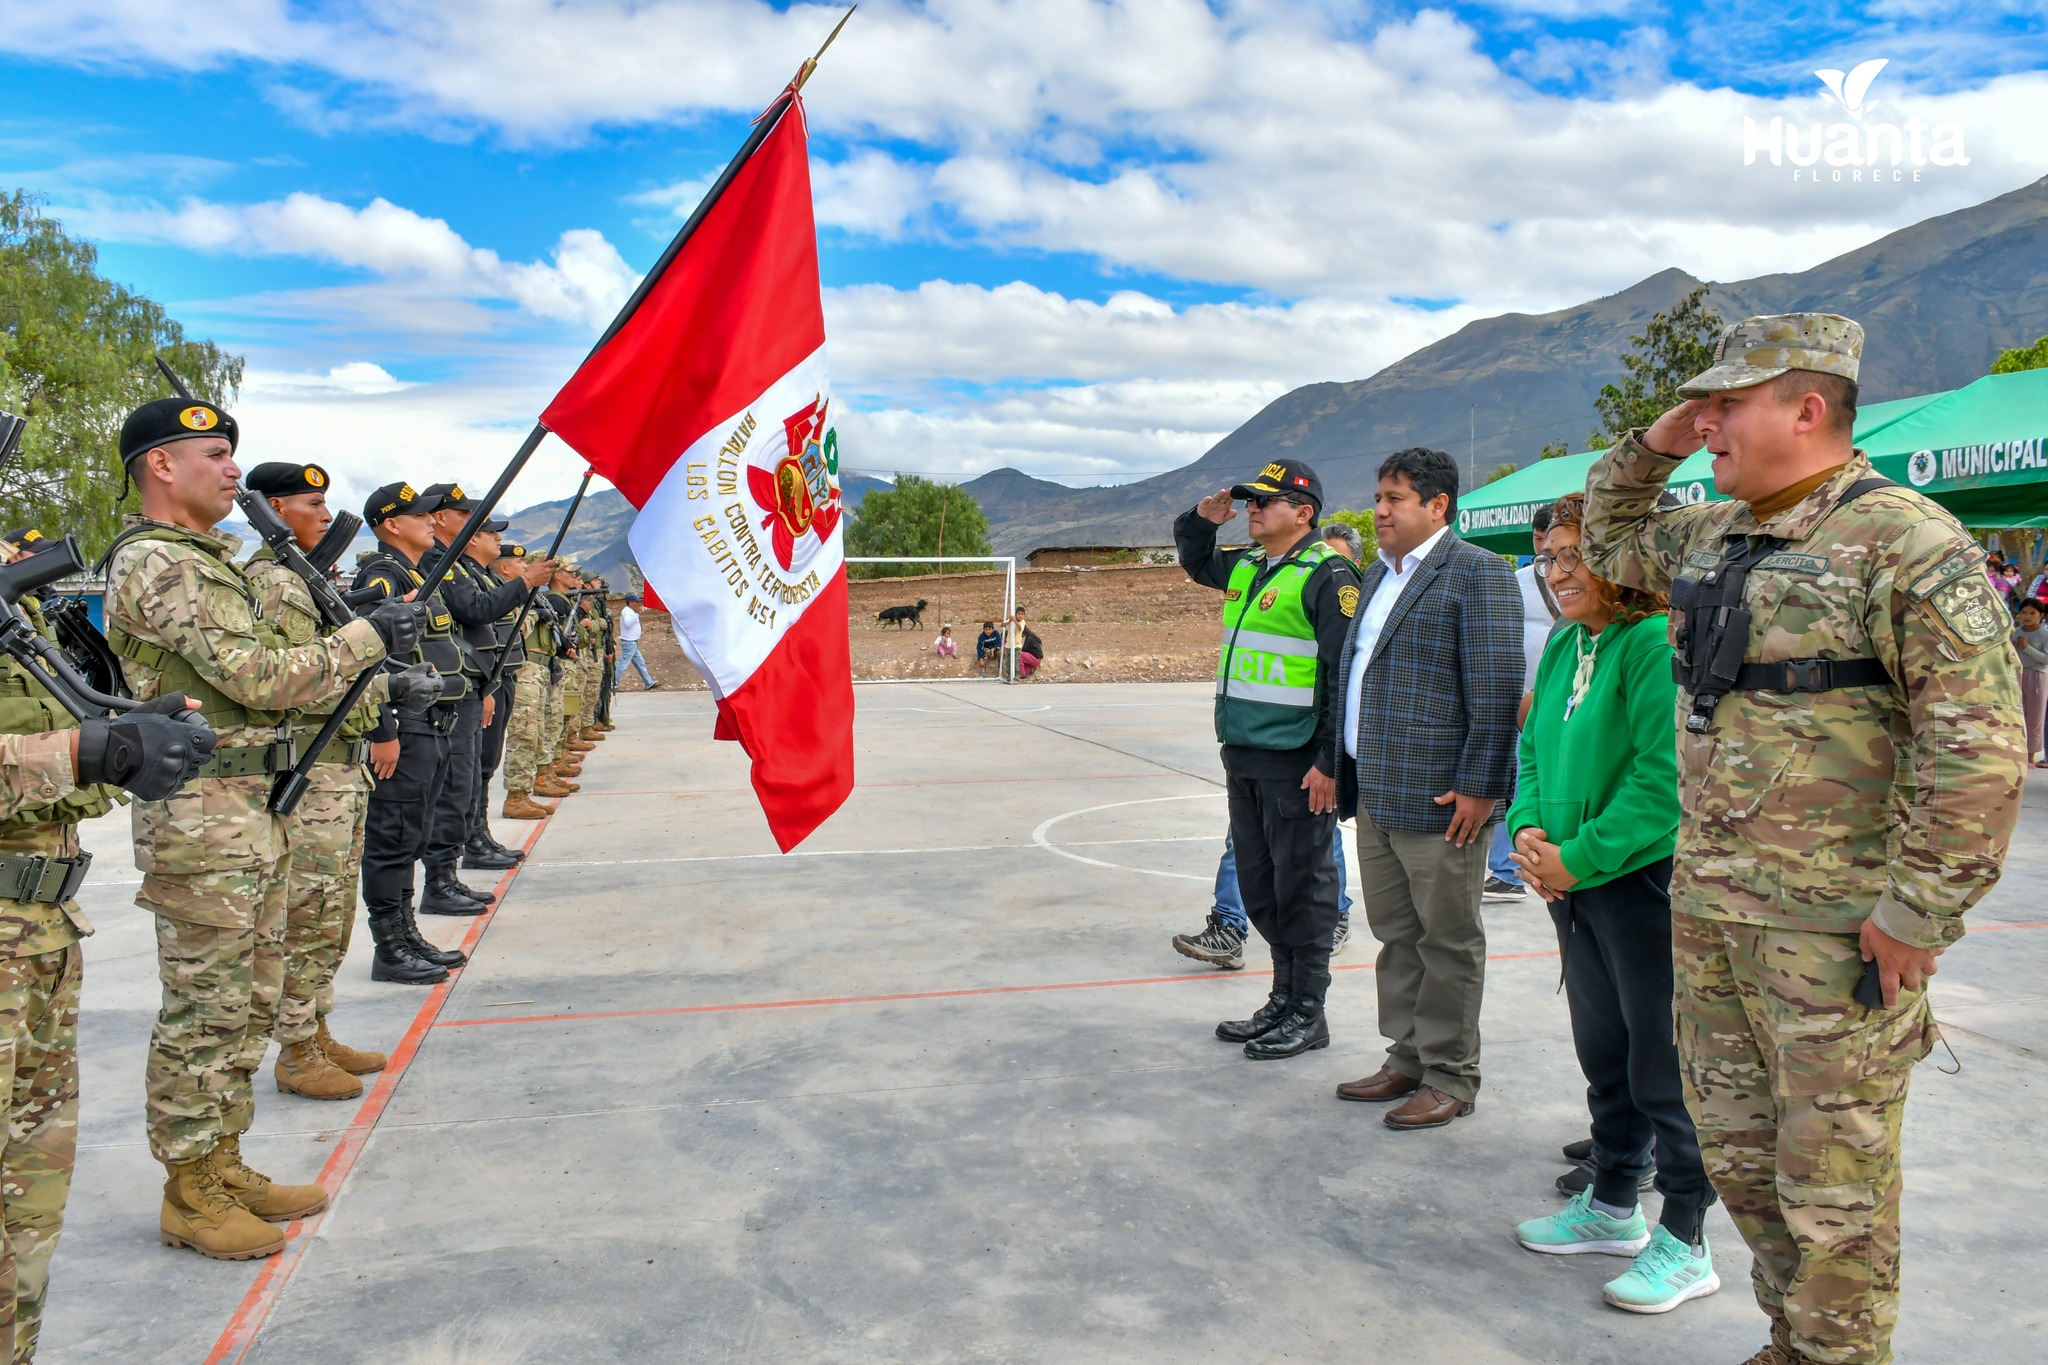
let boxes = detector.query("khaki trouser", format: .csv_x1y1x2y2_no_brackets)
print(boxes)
502,667,546,792
1352,812,1490,1103
275,761,368,1045
1674,912,1933,1365
0,944,79,1365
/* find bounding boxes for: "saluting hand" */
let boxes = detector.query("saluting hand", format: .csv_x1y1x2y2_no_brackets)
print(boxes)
1196,489,1236,525
1642,398,1709,458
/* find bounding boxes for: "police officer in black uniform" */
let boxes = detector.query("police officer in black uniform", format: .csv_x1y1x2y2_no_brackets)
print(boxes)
417,483,544,892
352,482,471,984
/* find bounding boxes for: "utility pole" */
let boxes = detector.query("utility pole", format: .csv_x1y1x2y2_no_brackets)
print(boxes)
1469,405,1476,490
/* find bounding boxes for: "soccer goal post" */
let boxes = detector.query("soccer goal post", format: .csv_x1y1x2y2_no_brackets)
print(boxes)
843,555,1019,684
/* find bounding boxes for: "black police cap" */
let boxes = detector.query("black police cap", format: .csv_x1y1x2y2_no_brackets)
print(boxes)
120,398,238,466
420,481,476,512
364,481,428,527
1230,458,1323,511
1,526,52,556
244,462,333,498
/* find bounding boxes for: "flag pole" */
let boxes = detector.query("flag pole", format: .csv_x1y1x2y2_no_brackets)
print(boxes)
481,470,594,697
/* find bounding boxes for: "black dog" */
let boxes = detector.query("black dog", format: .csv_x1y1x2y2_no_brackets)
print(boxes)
875,599,928,629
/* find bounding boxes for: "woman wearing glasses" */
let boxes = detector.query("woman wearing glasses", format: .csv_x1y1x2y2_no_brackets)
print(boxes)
1505,493,1719,1317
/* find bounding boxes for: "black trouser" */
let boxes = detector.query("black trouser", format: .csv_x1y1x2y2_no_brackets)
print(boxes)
425,691,484,867
363,720,453,911
1547,857,1714,1229
597,653,614,724
1224,767,1340,1006
471,674,514,835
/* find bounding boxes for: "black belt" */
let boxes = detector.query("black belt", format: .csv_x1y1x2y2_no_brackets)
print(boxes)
1734,657,1891,694
0,850,93,905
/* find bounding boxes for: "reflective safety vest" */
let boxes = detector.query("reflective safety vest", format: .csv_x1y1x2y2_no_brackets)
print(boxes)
1214,541,1333,750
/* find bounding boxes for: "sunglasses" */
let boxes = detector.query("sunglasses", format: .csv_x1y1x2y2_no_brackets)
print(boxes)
1245,493,1305,510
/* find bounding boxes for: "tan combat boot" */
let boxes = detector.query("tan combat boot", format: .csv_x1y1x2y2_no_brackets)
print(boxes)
557,757,585,776
597,721,616,732
535,767,577,796
580,726,604,742
503,789,552,818
160,1154,287,1260
316,1018,388,1074
213,1135,329,1223
274,1038,363,1100
566,738,595,754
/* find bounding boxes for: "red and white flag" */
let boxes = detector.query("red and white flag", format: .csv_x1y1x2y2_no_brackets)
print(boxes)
542,90,852,851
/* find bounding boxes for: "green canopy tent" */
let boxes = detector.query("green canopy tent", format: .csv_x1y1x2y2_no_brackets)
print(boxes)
1860,369,2048,524
1452,389,1956,555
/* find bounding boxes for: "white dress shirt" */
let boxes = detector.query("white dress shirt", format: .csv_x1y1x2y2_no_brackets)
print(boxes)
1344,525,1450,759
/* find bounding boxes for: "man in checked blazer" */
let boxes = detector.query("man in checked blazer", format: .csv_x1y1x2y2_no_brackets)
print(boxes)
1331,447,1523,1130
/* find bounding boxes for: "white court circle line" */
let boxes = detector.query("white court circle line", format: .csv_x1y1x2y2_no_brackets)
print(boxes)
1031,792,1226,882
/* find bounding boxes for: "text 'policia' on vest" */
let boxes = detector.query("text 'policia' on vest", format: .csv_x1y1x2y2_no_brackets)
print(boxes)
1215,539,1338,751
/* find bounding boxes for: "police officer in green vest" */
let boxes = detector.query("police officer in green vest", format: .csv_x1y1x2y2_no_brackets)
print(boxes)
1176,458,1361,1059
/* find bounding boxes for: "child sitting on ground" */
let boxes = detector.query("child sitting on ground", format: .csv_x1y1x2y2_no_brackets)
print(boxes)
933,624,958,658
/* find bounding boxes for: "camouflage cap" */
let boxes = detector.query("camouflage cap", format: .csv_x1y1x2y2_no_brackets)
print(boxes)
1679,313,1863,397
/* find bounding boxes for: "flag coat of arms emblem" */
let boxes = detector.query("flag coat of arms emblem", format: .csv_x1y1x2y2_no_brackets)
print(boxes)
540,90,853,851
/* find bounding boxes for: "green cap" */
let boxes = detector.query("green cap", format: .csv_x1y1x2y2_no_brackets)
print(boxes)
1679,313,1863,397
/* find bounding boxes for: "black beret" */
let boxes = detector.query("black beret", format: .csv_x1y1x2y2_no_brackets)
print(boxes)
244,462,333,498
364,481,427,526
120,397,238,466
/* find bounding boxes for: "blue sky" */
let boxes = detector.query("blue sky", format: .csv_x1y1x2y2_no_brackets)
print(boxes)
2,1,2044,514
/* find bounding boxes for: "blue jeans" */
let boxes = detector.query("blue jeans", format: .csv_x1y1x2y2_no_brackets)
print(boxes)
614,640,656,687
1213,824,1352,934
1487,819,1518,883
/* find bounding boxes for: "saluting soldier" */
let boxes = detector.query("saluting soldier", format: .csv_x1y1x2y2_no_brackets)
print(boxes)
350,483,476,984
1581,313,2025,1365
241,463,438,1102
0,527,215,1355
104,399,420,1260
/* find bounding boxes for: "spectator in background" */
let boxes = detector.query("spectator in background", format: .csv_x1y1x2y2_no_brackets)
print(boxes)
2014,598,2048,767
975,620,1002,669
614,593,658,690
1485,503,1562,903
1988,556,2019,602
1173,826,1356,969
934,624,959,658
1507,493,1718,1316
1320,522,1364,565
1018,616,1044,679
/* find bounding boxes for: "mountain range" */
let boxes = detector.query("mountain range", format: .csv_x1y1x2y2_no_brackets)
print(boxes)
958,174,2048,555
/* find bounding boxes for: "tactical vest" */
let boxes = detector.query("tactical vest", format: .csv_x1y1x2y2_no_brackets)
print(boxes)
1214,541,1334,751
355,550,471,703
0,597,121,833
246,549,380,764
104,523,298,737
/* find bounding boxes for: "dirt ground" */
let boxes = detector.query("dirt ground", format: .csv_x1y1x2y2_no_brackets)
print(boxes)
618,564,1226,690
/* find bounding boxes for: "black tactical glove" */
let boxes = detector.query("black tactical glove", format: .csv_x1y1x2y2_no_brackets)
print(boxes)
385,661,445,714
365,599,425,659
548,658,564,686
76,693,219,801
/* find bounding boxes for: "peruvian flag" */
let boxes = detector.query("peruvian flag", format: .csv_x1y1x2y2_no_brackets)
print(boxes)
541,89,852,851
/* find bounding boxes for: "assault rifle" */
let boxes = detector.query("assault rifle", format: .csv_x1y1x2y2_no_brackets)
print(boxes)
0,533,139,720
233,486,376,632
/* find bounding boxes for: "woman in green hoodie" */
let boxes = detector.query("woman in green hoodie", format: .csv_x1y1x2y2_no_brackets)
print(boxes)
1505,493,1719,1318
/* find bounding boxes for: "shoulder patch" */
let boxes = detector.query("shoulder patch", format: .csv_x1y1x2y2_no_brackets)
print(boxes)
1906,552,1978,602
1225,588,1242,602
1926,576,2006,648
200,583,254,636
1337,584,1359,617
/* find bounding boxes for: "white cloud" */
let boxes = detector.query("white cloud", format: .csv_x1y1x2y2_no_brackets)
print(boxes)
77,192,639,330
241,361,411,396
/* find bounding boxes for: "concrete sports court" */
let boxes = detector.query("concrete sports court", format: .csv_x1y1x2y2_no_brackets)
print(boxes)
44,682,2048,1362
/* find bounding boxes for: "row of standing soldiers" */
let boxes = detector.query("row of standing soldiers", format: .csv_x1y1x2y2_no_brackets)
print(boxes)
0,394,621,1359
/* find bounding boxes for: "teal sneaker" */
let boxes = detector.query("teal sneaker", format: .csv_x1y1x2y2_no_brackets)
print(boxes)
1514,1188,1650,1256
1602,1226,1721,1314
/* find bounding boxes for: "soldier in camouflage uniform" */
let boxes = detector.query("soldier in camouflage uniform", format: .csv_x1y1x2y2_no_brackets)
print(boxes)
0,524,217,1360
546,562,586,787
574,575,605,744
104,398,422,1261
496,551,567,813
242,463,394,1102
1581,314,2025,1365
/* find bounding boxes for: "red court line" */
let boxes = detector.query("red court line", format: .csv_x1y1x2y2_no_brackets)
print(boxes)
205,813,552,1365
435,949,1569,1030
581,772,1189,797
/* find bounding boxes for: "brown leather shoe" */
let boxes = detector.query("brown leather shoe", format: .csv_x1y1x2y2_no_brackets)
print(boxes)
1384,1084,1474,1130
1335,1066,1421,1103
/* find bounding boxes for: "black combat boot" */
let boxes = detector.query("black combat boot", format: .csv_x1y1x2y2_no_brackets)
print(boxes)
461,834,519,871
1245,949,1332,1059
482,829,526,862
368,909,449,985
420,864,489,916
401,893,469,968
1216,948,1294,1043
447,871,497,904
